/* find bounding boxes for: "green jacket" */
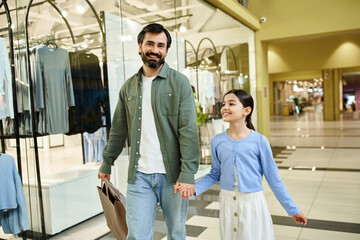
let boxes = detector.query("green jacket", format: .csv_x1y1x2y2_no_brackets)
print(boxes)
99,63,200,184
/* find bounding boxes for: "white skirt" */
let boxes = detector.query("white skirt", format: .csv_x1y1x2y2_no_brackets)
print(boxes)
219,189,275,240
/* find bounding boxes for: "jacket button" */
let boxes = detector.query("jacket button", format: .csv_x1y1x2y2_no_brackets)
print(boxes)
234,213,238,217
233,228,236,232
233,196,236,200
169,93,171,96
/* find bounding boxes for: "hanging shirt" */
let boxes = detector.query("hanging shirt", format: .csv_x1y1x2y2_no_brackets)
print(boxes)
0,37,14,119
137,74,166,174
192,70,215,108
14,49,30,113
35,45,75,134
0,154,30,235
68,51,105,134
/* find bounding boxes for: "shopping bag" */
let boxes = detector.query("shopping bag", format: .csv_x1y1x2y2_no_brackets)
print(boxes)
97,179,128,240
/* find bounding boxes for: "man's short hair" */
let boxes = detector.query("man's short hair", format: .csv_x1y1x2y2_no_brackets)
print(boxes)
137,23,172,50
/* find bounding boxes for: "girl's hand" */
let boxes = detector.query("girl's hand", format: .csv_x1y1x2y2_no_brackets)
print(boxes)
291,211,307,225
173,182,195,199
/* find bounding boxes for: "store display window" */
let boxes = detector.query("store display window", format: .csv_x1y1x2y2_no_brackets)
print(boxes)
0,0,255,238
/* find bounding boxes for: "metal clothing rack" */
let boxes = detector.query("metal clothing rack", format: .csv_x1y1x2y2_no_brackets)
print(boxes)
0,1,26,239
0,0,109,239
0,0,23,183
185,37,239,101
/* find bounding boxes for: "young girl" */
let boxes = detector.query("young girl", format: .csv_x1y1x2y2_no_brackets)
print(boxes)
194,89,307,240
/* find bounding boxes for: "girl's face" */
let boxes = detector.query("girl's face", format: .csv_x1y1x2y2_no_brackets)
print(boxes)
221,93,251,123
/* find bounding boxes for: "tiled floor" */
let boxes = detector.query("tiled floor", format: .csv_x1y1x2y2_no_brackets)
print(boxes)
96,111,360,240
1,111,360,239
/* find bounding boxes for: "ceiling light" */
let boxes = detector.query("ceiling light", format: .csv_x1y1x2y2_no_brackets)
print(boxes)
61,10,67,17
76,5,85,14
179,25,187,33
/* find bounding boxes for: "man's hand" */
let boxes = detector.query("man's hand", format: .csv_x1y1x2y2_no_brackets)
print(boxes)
291,211,307,225
174,182,195,199
98,172,111,181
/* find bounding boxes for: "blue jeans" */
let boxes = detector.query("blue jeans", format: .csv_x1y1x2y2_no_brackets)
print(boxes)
126,171,188,240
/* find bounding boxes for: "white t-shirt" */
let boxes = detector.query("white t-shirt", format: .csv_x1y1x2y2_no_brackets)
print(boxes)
137,74,166,174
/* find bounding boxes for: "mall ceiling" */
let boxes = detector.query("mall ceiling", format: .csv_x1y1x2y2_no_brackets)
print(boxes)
0,0,248,52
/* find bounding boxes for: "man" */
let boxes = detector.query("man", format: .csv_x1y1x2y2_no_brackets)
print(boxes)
98,23,199,240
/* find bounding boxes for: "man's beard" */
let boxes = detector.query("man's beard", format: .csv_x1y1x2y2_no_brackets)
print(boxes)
141,51,165,69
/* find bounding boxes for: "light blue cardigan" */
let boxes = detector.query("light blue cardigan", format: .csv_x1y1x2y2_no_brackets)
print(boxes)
195,130,300,216
0,154,29,234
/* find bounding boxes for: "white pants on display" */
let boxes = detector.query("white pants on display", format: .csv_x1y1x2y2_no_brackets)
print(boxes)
219,189,275,240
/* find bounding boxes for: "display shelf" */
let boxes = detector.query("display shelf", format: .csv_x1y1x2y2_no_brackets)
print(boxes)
23,164,106,235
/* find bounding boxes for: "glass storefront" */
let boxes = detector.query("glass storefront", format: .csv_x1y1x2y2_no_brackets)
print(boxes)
0,0,255,238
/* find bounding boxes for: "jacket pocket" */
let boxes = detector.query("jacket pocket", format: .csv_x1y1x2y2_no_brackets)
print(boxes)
125,95,137,118
160,93,179,116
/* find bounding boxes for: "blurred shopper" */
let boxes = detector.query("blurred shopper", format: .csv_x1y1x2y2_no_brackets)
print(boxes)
98,23,199,239
187,89,307,240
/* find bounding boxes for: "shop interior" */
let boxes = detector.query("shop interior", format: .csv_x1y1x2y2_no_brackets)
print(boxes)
0,0,256,239
273,78,324,116
272,71,360,119
342,71,360,114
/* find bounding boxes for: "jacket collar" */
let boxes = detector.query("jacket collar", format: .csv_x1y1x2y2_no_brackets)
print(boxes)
157,62,169,79
137,62,169,82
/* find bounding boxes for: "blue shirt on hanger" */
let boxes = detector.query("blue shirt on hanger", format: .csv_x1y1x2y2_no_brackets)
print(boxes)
0,154,30,235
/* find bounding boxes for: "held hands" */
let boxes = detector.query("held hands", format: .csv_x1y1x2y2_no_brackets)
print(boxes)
292,211,307,226
174,182,195,199
98,172,111,182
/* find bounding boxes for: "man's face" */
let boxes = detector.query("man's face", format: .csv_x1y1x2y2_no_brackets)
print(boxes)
139,32,168,69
